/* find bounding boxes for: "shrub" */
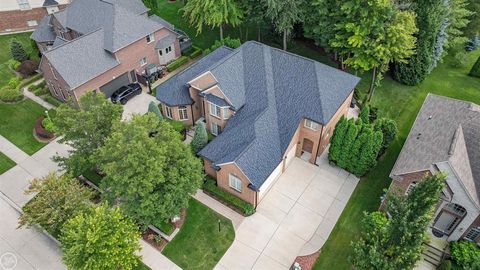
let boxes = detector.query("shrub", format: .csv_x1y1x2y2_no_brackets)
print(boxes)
203,48,212,55
166,56,188,72
211,37,241,50
7,59,21,70
42,117,56,133
359,104,370,124
191,122,208,153
37,80,46,89
469,56,480,78
465,35,480,52
189,47,203,59
165,118,185,133
16,73,42,89
451,51,469,68
35,116,54,139
0,86,23,102
10,39,29,62
33,86,48,96
16,60,39,78
438,260,452,270
8,76,22,89
148,101,163,119
374,118,398,156
450,241,480,269
44,94,63,107
203,177,255,216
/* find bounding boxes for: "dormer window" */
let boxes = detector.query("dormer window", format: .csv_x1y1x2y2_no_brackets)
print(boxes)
146,33,155,43
305,119,318,130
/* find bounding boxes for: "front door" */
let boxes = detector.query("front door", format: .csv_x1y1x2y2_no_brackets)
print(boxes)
433,211,459,235
158,45,176,65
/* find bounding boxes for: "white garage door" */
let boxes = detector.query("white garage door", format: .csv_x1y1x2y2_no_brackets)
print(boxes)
285,144,297,167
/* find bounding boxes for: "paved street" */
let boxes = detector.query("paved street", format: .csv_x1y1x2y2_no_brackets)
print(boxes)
0,196,65,270
216,155,359,270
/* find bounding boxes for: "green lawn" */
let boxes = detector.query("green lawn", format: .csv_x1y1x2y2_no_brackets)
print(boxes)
162,198,235,270
0,99,47,155
0,32,39,87
0,152,15,174
313,50,480,270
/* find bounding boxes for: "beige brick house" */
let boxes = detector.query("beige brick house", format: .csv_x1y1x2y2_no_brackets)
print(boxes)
0,0,69,33
156,41,360,207
386,94,480,245
31,0,181,103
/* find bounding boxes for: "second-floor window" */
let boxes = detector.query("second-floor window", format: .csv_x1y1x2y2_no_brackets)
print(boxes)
165,106,173,119
139,57,147,66
18,0,30,10
305,119,318,130
146,33,154,43
179,106,188,120
209,103,221,118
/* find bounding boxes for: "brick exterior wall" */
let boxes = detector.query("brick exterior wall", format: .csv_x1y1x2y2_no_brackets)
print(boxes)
40,57,74,103
216,163,257,206
0,5,67,33
160,103,194,126
461,215,480,243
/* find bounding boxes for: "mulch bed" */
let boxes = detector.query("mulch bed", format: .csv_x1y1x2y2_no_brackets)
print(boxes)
173,208,186,229
293,251,321,270
142,228,168,251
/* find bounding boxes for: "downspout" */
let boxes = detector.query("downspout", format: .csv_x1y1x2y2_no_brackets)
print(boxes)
313,125,325,165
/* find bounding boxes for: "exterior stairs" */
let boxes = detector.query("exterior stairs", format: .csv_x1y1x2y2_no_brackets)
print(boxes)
421,242,445,268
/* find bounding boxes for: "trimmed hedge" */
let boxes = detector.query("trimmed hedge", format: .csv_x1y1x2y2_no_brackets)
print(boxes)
189,46,202,59
0,86,23,102
44,94,63,107
203,177,255,216
16,73,42,90
469,56,480,78
166,56,188,72
165,118,185,133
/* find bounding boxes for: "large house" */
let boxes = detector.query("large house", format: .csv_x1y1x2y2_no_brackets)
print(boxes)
156,41,360,206
388,94,480,244
0,0,69,33
31,0,182,103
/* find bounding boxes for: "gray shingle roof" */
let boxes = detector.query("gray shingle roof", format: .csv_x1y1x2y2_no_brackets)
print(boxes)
43,29,120,89
206,94,230,107
43,0,58,6
156,47,234,106
149,15,175,31
391,94,480,206
52,36,67,48
156,33,177,50
31,15,56,43
192,41,360,189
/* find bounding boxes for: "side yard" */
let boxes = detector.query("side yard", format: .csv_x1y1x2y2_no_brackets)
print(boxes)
313,49,480,269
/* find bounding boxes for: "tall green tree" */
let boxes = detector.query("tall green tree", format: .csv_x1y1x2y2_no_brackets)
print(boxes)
374,118,398,156
359,105,371,124
464,0,480,39
53,92,122,176
304,0,341,52
337,118,359,168
328,116,348,163
181,0,244,40
240,0,266,41
356,129,383,176
445,0,473,49
60,204,141,270
18,172,93,237
10,39,29,62
263,0,305,50
351,173,445,269
393,0,445,85
191,121,208,153
94,113,203,227
331,0,417,100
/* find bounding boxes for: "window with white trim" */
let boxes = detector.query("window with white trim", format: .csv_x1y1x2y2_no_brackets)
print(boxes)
139,57,147,66
179,106,188,120
17,0,30,10
405,181,417,195
229,174,242,192
211,123,221,136
465,227,480,241
27,20,38,27
165,106,173,119
209,103,221,118
223,107,229,119
305,119,318,130
146,33,155,43
166,46,172,53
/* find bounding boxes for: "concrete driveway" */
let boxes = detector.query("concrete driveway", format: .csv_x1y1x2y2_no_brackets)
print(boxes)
122,91,159,120
216,154,359,270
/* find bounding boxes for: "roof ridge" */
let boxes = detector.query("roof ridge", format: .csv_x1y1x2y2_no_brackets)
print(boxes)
43,28,103,54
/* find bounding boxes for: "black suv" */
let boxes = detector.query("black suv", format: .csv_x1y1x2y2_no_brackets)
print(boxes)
111,83,142,104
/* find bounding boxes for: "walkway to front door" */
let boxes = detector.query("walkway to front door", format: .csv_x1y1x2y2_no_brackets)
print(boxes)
215,153,359,269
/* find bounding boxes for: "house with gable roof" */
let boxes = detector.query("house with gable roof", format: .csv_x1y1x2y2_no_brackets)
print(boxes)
31,0,183,102
386,94,480,245
156,41,360,206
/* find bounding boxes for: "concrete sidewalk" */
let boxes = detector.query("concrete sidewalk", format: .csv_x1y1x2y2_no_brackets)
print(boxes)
22,79,56,110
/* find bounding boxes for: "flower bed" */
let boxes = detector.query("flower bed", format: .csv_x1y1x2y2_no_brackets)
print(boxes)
142,228,168,251
34,116,55,140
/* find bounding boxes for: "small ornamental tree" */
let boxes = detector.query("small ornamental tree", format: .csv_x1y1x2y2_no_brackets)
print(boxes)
148,101,163,119
359,105,370,124
374,118,398,156
18,172,93,237
191,122,208,153
10,39,29,62
469,56,480,78
337,119,359,169
60,204,141,270
328,116,348,163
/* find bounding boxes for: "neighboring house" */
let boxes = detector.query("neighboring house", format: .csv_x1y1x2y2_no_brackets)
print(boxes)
156,41,360,207
31,0,182,103
386,94,480,244
0,0,69,33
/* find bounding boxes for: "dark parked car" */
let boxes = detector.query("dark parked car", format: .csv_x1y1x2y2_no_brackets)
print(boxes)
111,83,142,104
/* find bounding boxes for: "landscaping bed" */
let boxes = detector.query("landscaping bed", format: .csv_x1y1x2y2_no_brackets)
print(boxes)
162,198,235,270
34,116,55,141
203,176,255,216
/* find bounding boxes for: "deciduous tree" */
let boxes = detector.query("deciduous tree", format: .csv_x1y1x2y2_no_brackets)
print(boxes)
263,0,305,50
60,204,141,270
53,92,122,176
94,113,203,227
18,172,93,237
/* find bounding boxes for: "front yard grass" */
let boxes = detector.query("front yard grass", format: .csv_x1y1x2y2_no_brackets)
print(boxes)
0,99,47,155
162,198,234,270
0,152,15,174
313,49,480,270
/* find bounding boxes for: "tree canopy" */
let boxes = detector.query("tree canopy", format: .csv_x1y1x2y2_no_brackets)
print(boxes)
94,113,204,227
263,0,305,50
